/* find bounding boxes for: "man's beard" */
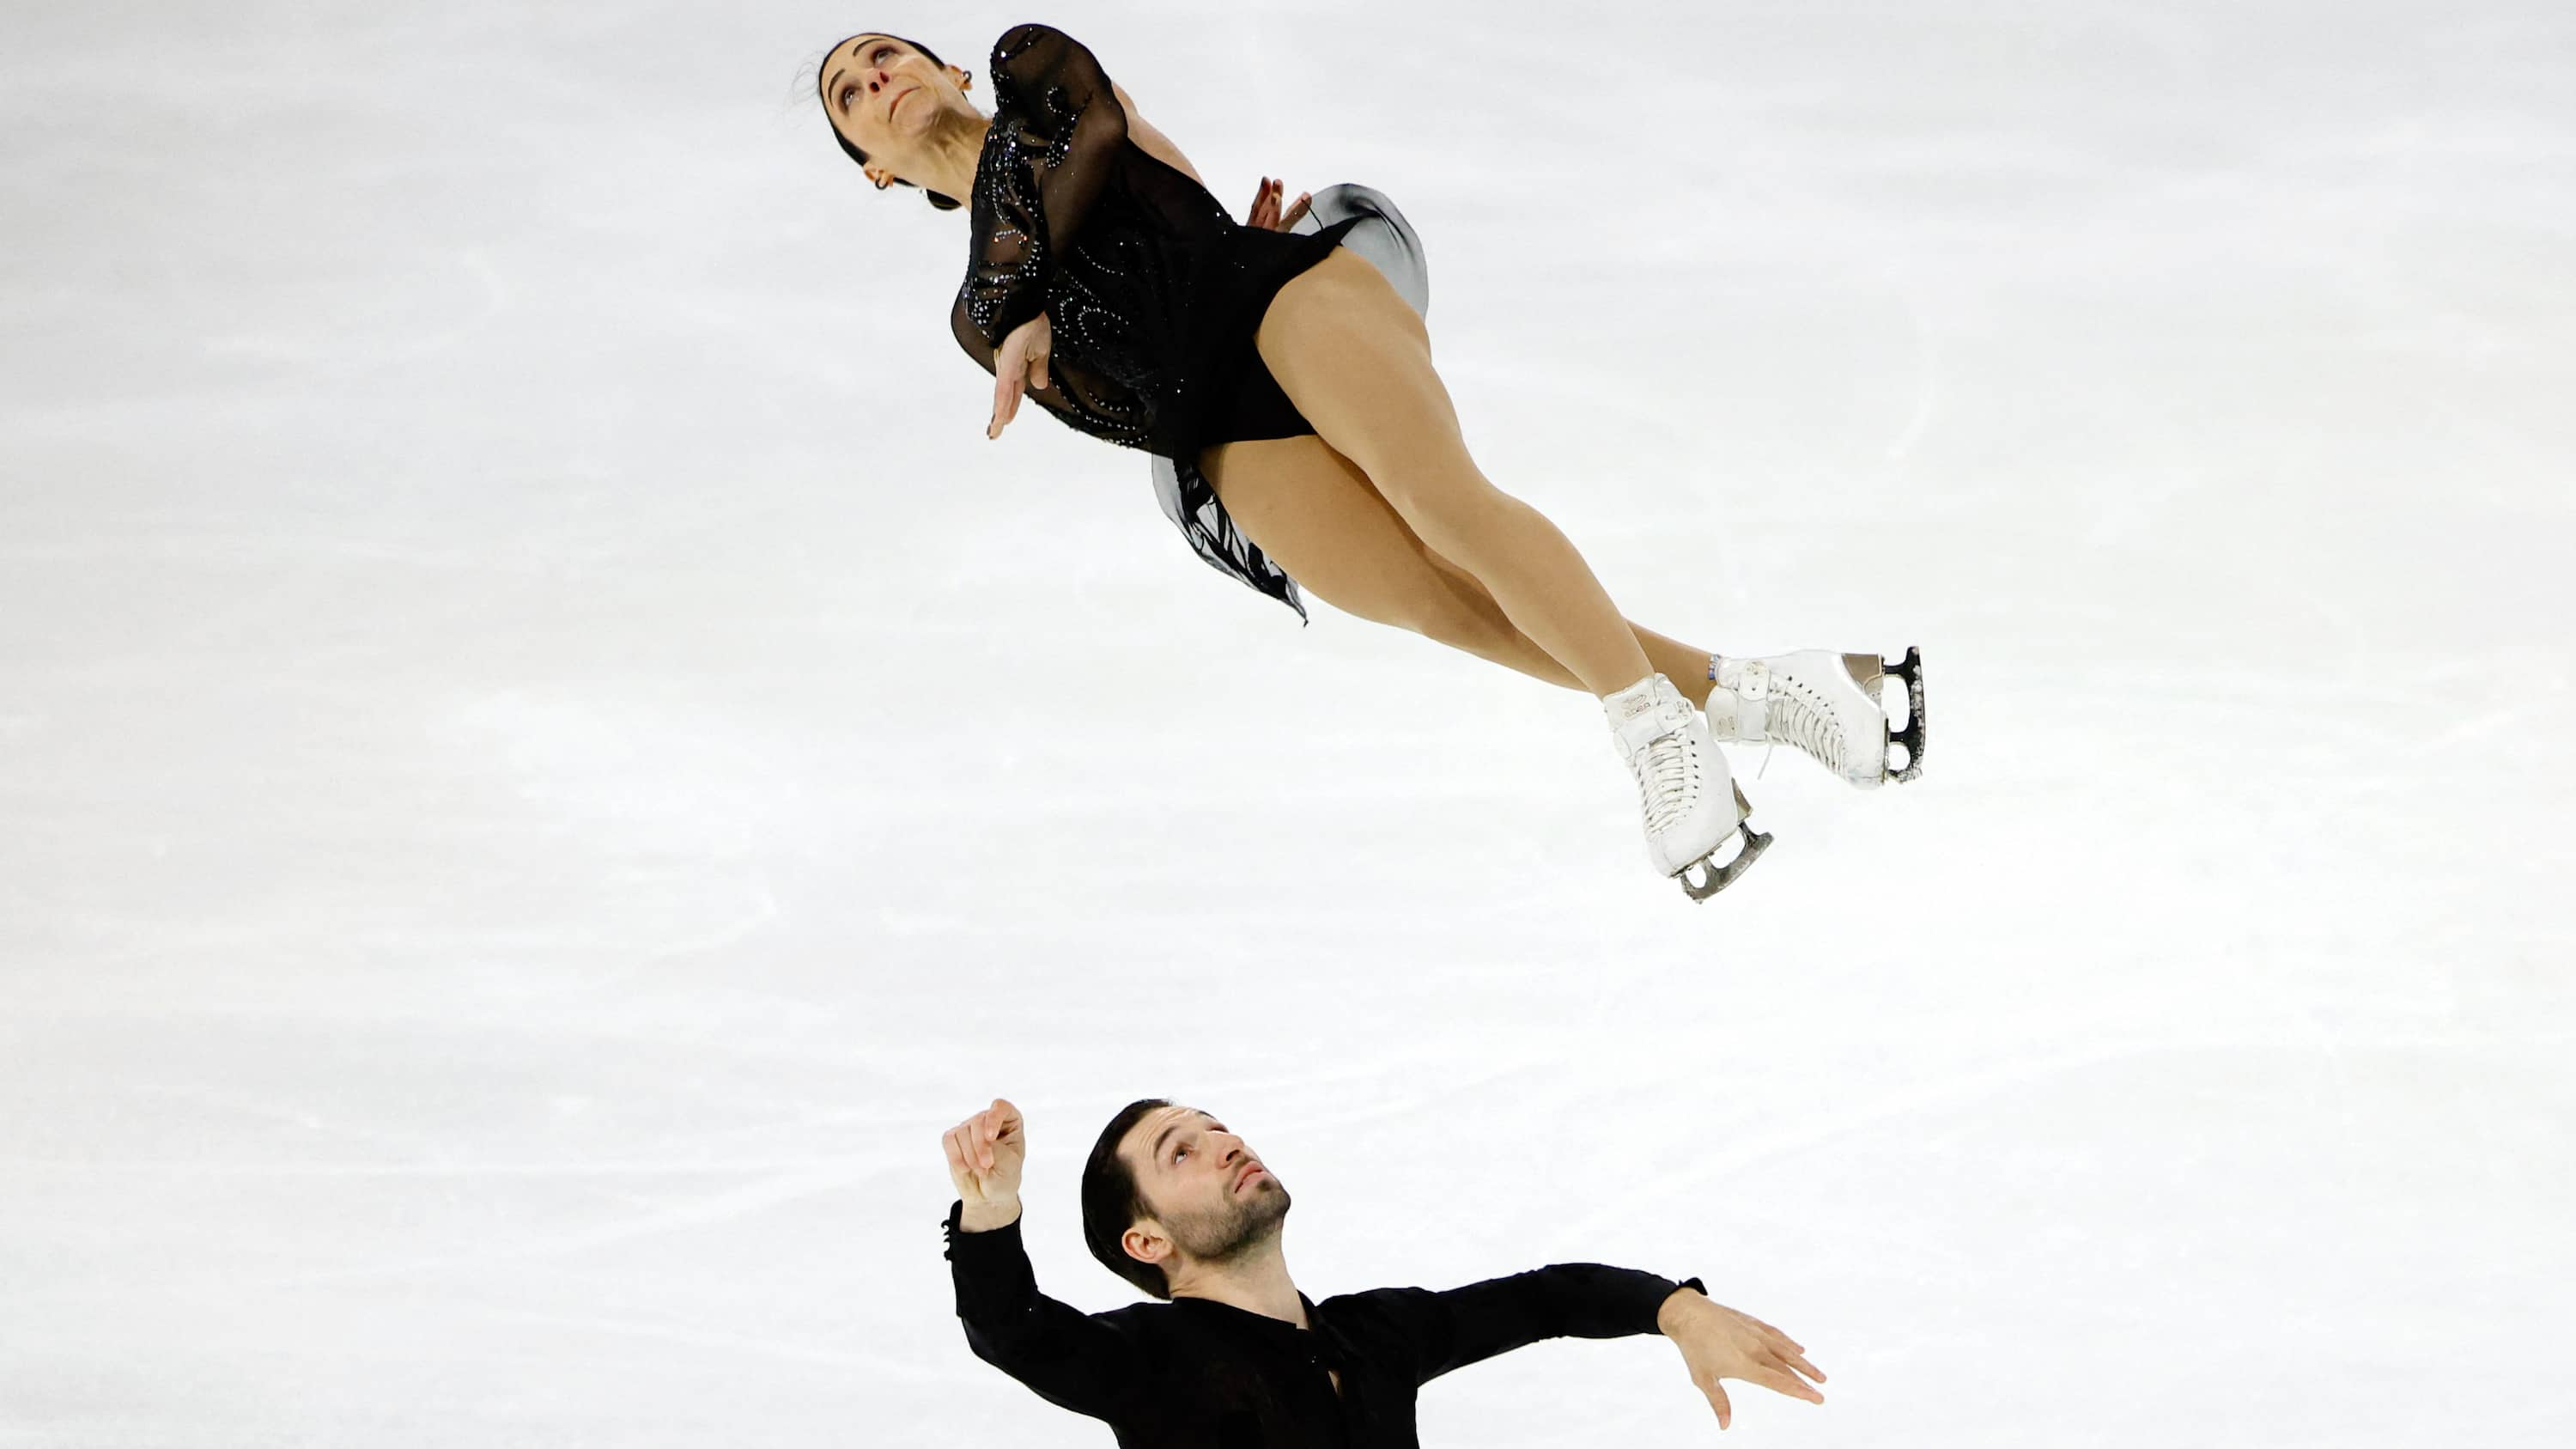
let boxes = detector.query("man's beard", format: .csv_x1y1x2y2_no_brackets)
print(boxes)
1169,1178,1291,1264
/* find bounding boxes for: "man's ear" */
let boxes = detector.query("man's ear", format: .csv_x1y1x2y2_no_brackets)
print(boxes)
1121,1220,1170,1269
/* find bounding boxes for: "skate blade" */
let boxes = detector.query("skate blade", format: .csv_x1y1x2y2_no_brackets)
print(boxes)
1843,646,1925,785
1678,822,1772,902
1885,646,1925,783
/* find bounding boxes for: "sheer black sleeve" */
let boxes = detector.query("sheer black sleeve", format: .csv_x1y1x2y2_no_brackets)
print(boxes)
956,24,1131,349
947,304,1155,447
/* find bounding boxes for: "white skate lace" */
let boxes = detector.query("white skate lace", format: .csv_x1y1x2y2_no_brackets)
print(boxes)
1765,686,1845,776
1629,723,1698,836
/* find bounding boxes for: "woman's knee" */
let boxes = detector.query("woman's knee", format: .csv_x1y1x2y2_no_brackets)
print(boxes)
1400,567,1520,653
1375,466,1523,561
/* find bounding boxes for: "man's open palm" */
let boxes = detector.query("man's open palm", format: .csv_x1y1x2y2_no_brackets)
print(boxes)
1661,1293,1826,1429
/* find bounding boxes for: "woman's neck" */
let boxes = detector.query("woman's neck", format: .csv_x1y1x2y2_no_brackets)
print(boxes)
912,111,992,204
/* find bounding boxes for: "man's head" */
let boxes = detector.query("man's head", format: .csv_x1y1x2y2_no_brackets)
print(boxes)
1081,1099,1291,1300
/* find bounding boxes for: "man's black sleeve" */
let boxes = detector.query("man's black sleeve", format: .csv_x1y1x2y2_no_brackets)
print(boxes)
945,1202,1153,1422
1366,1263,1706,1385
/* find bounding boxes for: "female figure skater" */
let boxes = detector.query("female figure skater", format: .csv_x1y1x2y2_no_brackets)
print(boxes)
817,24,1924,898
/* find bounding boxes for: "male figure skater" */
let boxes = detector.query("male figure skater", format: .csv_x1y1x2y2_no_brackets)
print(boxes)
940,1098,1827,1444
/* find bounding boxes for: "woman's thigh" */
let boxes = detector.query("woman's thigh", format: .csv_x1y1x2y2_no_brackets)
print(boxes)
1251,249,1480,512
1199,434,1509,642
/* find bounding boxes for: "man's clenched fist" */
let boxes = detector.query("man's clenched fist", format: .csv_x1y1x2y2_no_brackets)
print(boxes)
943,1098,1026,1231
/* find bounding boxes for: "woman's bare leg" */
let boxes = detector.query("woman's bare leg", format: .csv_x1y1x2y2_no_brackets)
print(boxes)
1250,249,1656,698
1200,434,1724,704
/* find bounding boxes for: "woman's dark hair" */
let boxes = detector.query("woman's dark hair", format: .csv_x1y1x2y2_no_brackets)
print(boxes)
1081,1098,1174,1300
818,33,964,210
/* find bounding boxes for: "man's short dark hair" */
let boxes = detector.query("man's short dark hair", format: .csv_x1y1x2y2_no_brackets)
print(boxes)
1081,1098,1172,1300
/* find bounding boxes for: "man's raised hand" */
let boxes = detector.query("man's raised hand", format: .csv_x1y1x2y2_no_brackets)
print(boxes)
1656,1289,1826,1430
942,1098,1027,1230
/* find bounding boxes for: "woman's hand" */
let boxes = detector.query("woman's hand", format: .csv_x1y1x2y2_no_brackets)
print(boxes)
988,312,1053,439
1245,177,1312,232
1656,1289,1826,1429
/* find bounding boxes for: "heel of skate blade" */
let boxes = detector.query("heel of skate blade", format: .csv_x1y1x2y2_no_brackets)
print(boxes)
1680,823,1772,903
1886,645,1926,783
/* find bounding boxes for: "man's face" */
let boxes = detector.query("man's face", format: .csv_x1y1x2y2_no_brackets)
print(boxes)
1118,1105,1291,1269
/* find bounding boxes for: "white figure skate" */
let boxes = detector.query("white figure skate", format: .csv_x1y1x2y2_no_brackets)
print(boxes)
1704,647,1927,789
1605,673,1771,901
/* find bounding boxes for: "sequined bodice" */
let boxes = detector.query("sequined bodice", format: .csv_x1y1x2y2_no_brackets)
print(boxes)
949,24,1234,459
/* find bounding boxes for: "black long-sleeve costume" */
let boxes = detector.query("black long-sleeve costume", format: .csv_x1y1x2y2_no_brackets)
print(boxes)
951,24,1368,618
945,1202,1704,1446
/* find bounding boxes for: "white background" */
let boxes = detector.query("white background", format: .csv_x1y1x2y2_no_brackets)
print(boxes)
3,1,2571,1444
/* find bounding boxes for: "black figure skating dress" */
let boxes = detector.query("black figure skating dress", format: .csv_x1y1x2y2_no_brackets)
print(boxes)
952,24,1425,620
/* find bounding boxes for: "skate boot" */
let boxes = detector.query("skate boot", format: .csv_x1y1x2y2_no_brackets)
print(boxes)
1704,647,1926,788
1605,673,1771,901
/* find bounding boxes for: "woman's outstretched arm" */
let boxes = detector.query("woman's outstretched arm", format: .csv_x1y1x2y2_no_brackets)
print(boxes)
1109,80,1202,185
1109,78,1310,229
963,25,1129,347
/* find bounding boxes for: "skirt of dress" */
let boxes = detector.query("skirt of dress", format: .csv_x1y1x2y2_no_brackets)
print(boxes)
1151,184,1431,621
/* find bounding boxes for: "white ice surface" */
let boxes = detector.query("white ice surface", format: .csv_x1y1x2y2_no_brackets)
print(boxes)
3,1,2573,1445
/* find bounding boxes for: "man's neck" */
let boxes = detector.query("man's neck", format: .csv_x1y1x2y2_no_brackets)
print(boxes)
1167,1239,1306,1326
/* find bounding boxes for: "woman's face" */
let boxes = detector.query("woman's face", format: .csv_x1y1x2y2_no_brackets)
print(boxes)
818,34,972,186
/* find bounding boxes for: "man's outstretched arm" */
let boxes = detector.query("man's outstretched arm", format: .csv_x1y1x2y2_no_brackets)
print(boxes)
942,1099,1150,1424
1383,1263,1826,1429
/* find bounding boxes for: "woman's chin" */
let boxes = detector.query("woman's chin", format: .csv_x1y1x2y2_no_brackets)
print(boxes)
896,93,951,137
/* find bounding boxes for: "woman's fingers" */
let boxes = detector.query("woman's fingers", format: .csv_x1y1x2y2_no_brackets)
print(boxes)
1027,345,1049,395
1248,176,1307,230
1280,191,1312,230
988,362,1018,438
990,357,1030,436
